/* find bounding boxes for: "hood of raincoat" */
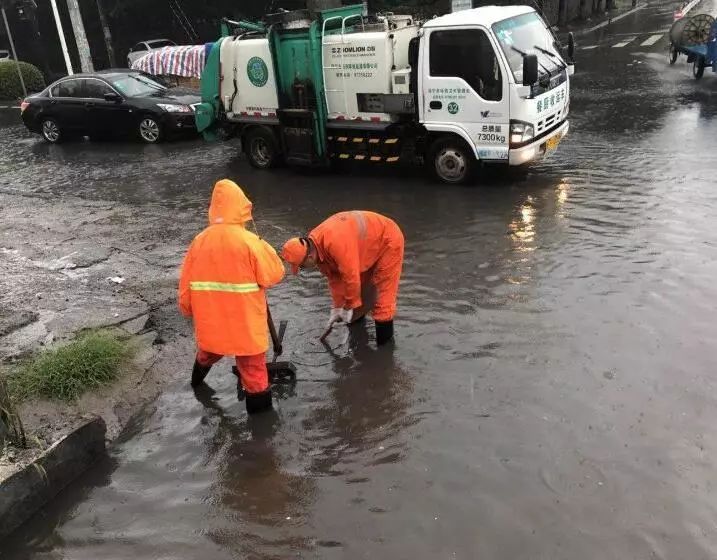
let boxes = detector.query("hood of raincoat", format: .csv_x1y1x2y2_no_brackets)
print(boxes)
208,179,253,225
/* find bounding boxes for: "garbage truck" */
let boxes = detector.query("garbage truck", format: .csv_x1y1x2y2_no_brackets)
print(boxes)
195,4,575,184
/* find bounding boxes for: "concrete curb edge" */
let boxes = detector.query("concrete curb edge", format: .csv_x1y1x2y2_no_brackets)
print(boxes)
0,416,107,540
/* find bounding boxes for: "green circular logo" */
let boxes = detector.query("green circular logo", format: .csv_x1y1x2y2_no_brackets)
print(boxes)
247,57,268,87
447,102,459,115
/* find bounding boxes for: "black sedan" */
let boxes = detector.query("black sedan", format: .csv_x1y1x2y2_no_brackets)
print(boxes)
20,70,200,144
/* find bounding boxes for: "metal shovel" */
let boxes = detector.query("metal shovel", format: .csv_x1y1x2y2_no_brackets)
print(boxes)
266,305,297,384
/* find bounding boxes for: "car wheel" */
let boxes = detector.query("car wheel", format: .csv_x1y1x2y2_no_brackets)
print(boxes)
138,116,162,144
669,43,678,65
428,137,474,185
693,56,705,79
41,118,62,144
244,127,280,169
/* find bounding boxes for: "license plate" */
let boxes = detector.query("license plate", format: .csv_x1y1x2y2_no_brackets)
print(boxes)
546,134,562,151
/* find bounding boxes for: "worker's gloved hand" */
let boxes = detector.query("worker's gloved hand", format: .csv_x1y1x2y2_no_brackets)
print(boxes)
328,307,353,328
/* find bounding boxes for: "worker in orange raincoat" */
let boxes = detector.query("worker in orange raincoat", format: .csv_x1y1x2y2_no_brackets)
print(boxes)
179,179,285,414
281,211,404,346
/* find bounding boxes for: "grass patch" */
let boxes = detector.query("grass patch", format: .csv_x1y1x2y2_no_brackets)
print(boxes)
10,331,133,403
1,373,26,448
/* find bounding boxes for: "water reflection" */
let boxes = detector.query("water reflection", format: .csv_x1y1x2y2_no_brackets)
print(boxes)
192,385,316,557
302,323,415,477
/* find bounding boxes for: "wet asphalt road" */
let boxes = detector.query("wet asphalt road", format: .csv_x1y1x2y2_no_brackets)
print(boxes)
3,1,717,557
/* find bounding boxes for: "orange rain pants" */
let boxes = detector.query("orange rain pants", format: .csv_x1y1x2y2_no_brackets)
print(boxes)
310,211,404,322
196,350,269,394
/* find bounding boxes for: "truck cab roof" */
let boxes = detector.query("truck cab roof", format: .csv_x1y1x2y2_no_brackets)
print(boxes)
423,5,535,29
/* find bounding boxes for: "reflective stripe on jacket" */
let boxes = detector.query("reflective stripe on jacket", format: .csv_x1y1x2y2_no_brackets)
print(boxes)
178,179,285,356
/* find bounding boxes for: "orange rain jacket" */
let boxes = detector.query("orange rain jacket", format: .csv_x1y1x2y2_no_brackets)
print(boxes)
310,211,404,322
179,180,285,356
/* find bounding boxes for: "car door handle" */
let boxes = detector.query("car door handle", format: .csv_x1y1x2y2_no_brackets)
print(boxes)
84,102,95,108
429,101,442,110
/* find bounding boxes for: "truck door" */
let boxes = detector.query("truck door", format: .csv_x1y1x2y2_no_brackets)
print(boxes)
421,27,509,161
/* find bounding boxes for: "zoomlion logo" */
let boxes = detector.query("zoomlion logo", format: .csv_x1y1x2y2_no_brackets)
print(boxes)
447,102,459,115
247,57,268,87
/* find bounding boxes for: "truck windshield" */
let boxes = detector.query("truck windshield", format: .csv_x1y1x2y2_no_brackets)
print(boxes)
492,12,560,83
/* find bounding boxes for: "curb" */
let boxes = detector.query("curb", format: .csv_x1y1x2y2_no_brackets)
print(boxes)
0,416,106,540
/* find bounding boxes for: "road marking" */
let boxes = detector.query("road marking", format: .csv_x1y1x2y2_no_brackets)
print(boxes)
611,29,670,36
641,34,664,46
581,3,647,34
612,37,636,48
582,45,598,50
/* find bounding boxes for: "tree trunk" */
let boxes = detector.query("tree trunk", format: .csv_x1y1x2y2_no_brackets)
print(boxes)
65,0,94,73
306,0,342,14
95,0,116,68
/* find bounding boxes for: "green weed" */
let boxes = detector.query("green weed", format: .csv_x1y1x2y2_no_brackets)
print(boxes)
10,331,133,403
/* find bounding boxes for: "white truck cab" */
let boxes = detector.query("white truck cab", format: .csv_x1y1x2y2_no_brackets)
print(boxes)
419,6,573,179
198,4,575,184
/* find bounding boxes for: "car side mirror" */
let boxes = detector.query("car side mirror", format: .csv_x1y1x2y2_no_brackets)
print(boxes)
567,32,575,61
104,92,122,103
523,53,539,86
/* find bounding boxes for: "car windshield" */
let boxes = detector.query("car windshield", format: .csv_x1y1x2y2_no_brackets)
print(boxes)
110,74,167,97
493,12,561,83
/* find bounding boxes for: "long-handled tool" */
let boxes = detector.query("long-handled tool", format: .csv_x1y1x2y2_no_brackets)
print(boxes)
266,304,297,384
319,320,337,343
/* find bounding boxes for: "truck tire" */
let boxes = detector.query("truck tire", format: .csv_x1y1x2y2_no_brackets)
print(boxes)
244,127,280,169
669,43,678,65
427,137,474,185
693,56,705,79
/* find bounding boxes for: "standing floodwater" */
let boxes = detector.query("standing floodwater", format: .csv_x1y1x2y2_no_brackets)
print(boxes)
2,2,717,557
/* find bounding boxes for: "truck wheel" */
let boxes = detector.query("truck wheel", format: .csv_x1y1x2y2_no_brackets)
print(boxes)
693,56,705,79
244,128,279,169
669,43,678,65
428,137,473,185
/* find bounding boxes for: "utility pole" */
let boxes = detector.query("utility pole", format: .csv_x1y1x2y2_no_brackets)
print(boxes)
1,4,27,98
94,0,116,67
65,0,94,73
49,0,73,75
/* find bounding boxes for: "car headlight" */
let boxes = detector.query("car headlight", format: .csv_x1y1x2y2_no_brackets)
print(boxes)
157,103,192,113
510,121,535,147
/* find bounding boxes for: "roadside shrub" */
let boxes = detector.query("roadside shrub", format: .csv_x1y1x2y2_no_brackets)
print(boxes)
0,61,45,99
10,331,133,402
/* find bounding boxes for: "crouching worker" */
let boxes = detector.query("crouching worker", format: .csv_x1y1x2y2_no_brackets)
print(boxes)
179,179,285,414
282,211,404,346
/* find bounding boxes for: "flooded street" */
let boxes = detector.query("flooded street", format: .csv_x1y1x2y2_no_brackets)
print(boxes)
3,1,717,557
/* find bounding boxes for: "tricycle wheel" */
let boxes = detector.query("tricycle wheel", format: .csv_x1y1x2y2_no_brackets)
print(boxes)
669,43,678,65
693,56,705,79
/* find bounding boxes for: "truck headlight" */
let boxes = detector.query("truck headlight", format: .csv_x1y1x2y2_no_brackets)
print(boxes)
157,103,192,113
510,121,535,147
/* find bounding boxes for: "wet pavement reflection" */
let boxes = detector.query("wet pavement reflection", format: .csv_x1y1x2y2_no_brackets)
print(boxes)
2,1,717,557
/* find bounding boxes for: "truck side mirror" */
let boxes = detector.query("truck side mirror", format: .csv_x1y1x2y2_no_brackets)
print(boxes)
567,32,575,61
523,54,539,86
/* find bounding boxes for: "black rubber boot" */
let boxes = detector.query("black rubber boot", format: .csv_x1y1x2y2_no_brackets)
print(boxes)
191,360,212,387
245,388,273,415
375,320,394,346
